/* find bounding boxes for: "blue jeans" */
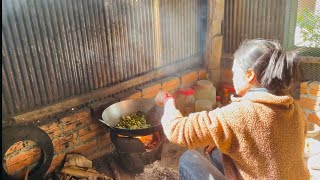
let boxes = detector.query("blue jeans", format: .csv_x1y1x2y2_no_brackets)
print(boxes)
179,148,225,180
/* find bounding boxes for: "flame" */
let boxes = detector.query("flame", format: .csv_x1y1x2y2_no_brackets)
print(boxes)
136,132,161,149
117,132,161,149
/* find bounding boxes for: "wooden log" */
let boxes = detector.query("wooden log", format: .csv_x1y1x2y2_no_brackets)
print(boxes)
61,166,112,179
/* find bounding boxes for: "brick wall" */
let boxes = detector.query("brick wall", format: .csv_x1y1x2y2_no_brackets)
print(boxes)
298,81,320,126
3,68,208,178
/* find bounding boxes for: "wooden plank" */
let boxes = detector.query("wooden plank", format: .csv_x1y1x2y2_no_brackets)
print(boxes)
12,54,202,124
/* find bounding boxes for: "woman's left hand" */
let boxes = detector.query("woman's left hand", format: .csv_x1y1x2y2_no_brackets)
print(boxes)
204,144,216,155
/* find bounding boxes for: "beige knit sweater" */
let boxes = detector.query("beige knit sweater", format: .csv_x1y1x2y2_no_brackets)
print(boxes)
161,91,310,179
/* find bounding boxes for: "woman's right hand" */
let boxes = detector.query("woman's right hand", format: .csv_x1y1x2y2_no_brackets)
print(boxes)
155,91,173,107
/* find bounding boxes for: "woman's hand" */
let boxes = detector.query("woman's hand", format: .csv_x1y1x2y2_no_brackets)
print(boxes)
155,91,173,107
204,144,216,155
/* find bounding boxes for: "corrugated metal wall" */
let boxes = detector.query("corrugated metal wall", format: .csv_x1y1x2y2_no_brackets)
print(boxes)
223,0,286,53
2,0,201,116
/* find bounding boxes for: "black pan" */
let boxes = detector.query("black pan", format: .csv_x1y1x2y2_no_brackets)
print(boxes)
99,98,164,136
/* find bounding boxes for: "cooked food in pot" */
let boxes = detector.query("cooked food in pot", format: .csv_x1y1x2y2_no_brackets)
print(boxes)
116,111,151,129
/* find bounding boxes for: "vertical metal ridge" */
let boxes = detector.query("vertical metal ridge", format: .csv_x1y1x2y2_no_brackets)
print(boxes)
146,0,154,70
67,0,84,93
93,0,106,87
111,0,123,81
119,0,129,79
87,0,102,88
119,0,131,79
127,0,137,77
60,0,78,95
2,37,19,114
42,0,64,100
12,0,38,108
34,1,58,103
78,0,94,90
3,0,28,110
94,0,107,87
2,68,14,115
135,0,144,74
55,0,74,96
97,0,111,86
38,0,60,101
107,1,120,83
73,0,90,93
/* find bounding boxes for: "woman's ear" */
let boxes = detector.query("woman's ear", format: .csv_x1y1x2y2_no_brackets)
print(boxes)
247,69,256,84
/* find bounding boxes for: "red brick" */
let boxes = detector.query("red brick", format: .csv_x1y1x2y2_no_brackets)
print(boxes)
53,140,77,154
52,133,78,152
5,153,41,174
39,122,60,132
85,145,114,160
137,83,162,97
299,101,320,111
142,92,158,99
79,128,104,142
60,109,91,124
308,89,320,97
300,82,309,89
5,147,41,167
5,141,25,156
97,133,111,148
308,112,320,126
300,88,307,95
160,76,180,92
309,81,320,91
98,132,111,146
113,89,142,100
62,122,78,133
79,116,92,125
180,70,198,87
198,69,208,80
79,123,103,136
70,139,97,154
300,96,320,106
47,129,62,139
46,154,66,174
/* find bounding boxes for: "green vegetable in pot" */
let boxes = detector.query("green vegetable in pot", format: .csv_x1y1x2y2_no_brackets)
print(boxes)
116,111,151,129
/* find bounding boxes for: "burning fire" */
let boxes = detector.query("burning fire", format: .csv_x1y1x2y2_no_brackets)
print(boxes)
118,132,161,149
135,132,161,149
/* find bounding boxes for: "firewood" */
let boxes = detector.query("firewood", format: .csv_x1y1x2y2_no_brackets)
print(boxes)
61,166,113,179
64,154,92,168
24,166,29,180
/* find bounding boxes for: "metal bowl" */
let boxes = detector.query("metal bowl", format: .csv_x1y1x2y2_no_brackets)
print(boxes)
100,98,164,136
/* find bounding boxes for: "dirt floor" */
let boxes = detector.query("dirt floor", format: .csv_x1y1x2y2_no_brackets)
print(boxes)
134,141,187,180
93,139,190,180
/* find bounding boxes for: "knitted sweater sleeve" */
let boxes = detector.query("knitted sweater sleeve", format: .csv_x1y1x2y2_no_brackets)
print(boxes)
161,99,235,151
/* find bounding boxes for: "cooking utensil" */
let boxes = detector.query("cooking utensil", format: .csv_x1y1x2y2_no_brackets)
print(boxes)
99,98,164,136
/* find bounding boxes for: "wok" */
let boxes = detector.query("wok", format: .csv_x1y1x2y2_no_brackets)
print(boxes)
99,98,164,136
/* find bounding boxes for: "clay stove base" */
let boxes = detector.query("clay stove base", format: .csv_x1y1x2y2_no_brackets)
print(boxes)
93,139,188,180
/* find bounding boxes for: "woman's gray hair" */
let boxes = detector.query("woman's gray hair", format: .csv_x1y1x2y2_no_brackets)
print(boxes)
234,39,300,94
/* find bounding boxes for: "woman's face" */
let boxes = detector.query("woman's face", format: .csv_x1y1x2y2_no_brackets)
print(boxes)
232,60,251,96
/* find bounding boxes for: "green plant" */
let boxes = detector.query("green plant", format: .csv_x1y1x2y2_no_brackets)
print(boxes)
296,8,320,48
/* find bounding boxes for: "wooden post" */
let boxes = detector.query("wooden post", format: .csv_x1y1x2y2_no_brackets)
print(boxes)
204,0,225,87
153,0,162,67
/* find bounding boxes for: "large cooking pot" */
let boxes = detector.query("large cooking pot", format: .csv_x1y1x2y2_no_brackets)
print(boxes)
99,98,164,136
